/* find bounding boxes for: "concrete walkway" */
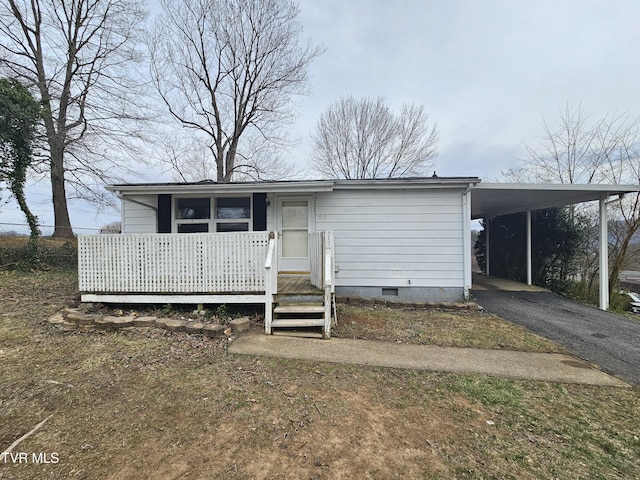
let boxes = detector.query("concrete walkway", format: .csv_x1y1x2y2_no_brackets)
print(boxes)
229,335,629,387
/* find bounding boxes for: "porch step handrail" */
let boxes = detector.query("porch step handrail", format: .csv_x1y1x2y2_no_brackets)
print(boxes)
323,231,335,338
308,231,335,338
264,233,278,334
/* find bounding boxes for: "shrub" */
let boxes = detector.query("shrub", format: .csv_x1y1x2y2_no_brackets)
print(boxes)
0,236,77,270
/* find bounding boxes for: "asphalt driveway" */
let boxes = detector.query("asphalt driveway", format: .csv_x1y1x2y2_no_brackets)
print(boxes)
473,284,640,386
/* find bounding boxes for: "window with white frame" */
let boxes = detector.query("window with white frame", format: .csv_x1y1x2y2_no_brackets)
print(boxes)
174,196,251,232
215,197,251,231
176,197,210,233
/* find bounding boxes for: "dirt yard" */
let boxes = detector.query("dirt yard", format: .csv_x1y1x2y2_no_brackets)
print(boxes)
1,270,639,479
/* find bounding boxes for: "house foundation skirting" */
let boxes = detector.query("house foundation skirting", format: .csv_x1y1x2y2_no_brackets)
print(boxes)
334,286,464,303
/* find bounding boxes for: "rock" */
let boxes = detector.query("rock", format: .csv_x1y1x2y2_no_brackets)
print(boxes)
133,316,156,328
48,313,65,325
78,303,94,312
94,318,112,330
111,316,135,328
163,319,186,332
64,316,79,327
79,314,101,326
202,324,226,338
154,318,170,328
185,322,204,334
230,317,251,333
67,312,100,326
63,307,79,314
102,316,134,328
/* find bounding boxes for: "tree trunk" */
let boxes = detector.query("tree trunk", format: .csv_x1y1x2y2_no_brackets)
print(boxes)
223,142,237,182
50,148,73,238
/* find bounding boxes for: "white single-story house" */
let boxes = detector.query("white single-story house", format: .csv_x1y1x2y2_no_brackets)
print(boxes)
77,177,640,338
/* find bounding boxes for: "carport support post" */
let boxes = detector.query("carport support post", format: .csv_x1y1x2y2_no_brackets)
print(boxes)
599,197,609,310
526,210,532,285
462,189,472,298
485,218,490,276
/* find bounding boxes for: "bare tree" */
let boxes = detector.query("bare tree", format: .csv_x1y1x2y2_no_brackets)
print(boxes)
149,0,322,182
310,96,439,179
161,131,300,183
505,104,640,300
506,104,635,184
0,0,149,237
598,120,640,295
100,221,121,233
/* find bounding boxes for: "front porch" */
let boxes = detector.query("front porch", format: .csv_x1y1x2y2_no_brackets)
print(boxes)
277,274,323,295
78,231,335,337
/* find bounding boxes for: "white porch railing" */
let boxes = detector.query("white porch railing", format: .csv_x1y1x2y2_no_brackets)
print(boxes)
264,233,278,334
79,232,271,294
309,231,336,337
309,231,334,290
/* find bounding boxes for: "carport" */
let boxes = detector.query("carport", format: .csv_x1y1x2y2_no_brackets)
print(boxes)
468,183,640,310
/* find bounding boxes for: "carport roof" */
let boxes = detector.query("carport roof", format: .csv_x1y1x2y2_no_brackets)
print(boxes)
471,183,640,219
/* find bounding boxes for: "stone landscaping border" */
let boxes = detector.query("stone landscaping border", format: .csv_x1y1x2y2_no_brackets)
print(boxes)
50,308,252,338
48,301,480,339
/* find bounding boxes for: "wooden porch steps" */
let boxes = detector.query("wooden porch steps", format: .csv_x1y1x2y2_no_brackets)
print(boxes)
274,305,325,314
269,275,330,337
271,319,325,328
271,296,326,332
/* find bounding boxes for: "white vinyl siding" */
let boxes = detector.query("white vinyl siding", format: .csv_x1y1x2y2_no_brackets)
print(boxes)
315,189,464,288
266,193,277,231
121,195,157,234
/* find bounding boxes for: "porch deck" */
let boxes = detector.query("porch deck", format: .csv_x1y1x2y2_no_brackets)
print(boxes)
81,275,322,304
278,275,323,295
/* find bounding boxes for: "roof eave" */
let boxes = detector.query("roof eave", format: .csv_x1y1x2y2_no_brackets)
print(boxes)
106,180,336,195
107,177,482,195
333,177,480,190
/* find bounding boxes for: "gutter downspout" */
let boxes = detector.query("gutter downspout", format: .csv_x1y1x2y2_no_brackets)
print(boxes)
114,191,158,212
114,191,158,235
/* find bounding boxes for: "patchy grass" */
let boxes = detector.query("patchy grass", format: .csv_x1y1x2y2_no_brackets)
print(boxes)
1,270,639,479
335,303,565,353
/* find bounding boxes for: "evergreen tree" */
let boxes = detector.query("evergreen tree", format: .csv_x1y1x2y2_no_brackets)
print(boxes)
0,78,41,240
474,207,586,294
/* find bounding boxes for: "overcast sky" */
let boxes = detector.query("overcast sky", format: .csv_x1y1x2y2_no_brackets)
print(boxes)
3,0,640,233
294,0,640,179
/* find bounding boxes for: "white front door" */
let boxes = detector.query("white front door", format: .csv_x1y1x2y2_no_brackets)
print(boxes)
278,197,312,272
